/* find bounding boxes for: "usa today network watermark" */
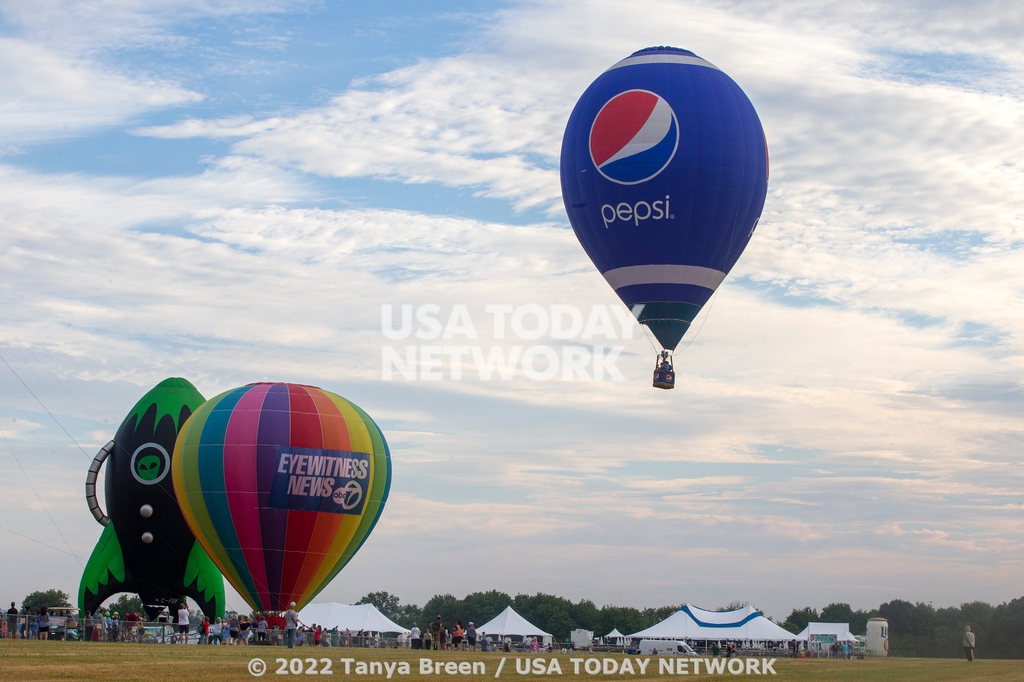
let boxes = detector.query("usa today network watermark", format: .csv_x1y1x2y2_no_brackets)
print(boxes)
380,304,634,382
247,655,779,677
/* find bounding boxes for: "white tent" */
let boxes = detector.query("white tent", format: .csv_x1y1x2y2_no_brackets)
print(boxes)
297,603,410,634
628,604,803,641
604,628,627,644
797,623,856,642
476,606,552,644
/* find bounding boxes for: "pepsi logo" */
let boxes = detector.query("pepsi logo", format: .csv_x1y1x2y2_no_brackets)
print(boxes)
589,89,678,185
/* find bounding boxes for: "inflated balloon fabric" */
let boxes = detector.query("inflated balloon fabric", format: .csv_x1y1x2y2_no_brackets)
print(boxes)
172,382,391,611
561,47,768,350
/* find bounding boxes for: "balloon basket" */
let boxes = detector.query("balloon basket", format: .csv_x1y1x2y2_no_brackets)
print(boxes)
652,351,675,390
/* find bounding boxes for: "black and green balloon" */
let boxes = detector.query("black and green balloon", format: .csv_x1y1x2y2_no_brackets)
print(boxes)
78,378,224,620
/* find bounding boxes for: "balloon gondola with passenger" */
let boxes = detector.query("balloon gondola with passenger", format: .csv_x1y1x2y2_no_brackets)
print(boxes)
560,47,769,389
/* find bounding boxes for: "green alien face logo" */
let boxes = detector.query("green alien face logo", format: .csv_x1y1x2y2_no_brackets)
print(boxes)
135,454,163,481
130,443,170,485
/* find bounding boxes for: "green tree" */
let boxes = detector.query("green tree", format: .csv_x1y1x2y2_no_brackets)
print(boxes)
461,591,512,626
356,591,401,620
596,605,651,638
821,602,854,623
782,607,818,634
22,589,70,614
848,608,877,636
103,594,143,616
393,602,423,629
422,594,462,630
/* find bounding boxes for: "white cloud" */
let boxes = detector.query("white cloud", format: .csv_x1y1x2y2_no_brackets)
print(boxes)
0,38,202,151
0,0,307,150
0,0,1023,615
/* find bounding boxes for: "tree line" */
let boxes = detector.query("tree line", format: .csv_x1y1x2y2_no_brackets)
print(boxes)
20,587,1024,658
359,591,1024,659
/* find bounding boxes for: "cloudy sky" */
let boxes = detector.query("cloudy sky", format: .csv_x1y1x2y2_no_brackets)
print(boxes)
0,0,1022,622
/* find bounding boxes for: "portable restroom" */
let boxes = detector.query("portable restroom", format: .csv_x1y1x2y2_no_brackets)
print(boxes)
865,618,888,657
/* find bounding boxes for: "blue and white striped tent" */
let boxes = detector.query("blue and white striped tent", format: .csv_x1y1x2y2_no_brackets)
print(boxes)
627,604,803,641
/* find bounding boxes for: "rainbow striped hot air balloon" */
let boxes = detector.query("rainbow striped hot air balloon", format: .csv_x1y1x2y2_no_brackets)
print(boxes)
171,383,391,611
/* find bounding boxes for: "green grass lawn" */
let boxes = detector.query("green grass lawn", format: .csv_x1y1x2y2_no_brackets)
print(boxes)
0,641,1020,681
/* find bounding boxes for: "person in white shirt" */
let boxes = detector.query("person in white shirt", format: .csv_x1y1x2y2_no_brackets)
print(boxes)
177,603,190,644
211,618,223,645
284,602,300,649
410,623,421,650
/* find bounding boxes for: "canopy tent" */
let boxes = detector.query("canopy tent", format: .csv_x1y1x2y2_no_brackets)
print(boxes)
605,628,626,642
476,606,552,644
296,603,410,634
797,623,856,642
628,604,803,641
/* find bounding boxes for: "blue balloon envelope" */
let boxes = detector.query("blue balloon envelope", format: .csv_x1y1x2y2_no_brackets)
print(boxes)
560,47,768,352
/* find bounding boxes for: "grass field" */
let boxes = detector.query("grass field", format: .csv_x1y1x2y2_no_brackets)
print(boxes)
1,641,1021,682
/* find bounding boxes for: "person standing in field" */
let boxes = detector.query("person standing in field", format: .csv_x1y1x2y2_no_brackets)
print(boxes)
452,621,463,650
221,619,232,645
466,622,477,651
176,603,190,644
410,622,421,650
7,603,17,639
429,616,442,650
284,602,299,649
37,607,50,641
963,626,976,661
229,614,240,644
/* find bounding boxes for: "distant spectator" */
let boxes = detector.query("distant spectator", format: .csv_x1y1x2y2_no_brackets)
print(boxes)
229,615,240,645
7,603,18,639
199,617,209,645
453,621,464,650
240,616,252,645
430,616,442,651
410,623,421,650
177,603,190,644
963,626,975,661
258,615,268,643
91,610,103,642
37,607,50,641
221,618,232,645
284,602,299,649
466,622,477,651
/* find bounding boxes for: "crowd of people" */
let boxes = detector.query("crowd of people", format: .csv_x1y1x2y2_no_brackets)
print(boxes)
405,615,544,653
408,616,484,651
0,599,415,648
3,603,66,640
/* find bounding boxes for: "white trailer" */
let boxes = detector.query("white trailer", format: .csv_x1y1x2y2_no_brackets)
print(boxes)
571,629,594,650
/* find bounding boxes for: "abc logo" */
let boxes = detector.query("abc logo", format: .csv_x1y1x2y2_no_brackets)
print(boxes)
333,480,363,510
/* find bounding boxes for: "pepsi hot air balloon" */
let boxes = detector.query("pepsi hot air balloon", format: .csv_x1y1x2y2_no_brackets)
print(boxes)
560,47,768,389
172,383,391,611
